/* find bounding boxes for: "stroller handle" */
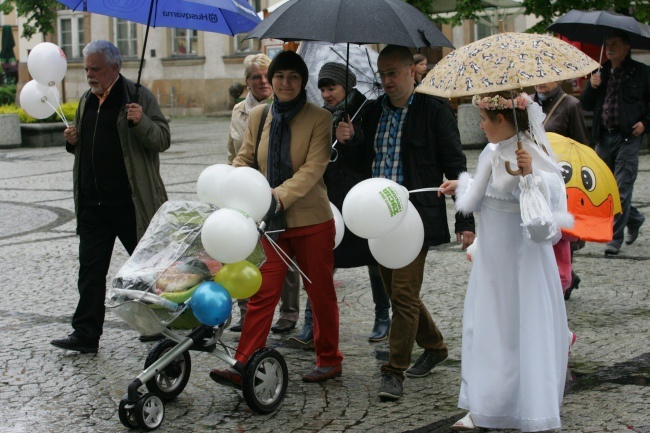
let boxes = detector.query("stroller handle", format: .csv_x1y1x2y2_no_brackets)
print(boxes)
112,288,180,311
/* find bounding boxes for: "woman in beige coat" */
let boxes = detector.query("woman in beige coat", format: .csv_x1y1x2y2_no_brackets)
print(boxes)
210,51,343,385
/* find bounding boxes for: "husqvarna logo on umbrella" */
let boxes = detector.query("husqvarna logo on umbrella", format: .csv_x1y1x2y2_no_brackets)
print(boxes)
102,0,147,13
161,10,220,23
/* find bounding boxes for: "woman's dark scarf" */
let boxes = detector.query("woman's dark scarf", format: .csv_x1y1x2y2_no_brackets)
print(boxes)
265,89,307,236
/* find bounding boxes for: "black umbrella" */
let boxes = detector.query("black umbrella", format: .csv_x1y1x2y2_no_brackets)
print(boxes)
245,0,453,48
245,0,452,128
547,10,650,50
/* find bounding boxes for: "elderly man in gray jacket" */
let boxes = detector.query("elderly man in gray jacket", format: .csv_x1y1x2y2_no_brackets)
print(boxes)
51,40,170,353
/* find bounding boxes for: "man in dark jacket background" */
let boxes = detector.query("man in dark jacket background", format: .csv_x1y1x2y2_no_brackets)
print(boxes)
337,44,475,401
51,40,170,353
580,30,650,256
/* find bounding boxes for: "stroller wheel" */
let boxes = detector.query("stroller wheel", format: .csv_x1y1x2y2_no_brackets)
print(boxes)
144,338,192,402
134,393,165,431
242,347,288,414
118,395,140,429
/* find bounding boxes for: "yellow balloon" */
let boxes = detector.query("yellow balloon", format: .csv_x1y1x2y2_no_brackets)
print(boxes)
214,260,262,299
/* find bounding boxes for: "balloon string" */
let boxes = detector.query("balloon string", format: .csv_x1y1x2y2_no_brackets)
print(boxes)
409,187,441,193
262,232,312,284
43,99,69,127
51,90,69,126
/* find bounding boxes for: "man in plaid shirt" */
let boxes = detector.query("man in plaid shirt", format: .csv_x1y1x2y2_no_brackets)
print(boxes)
337,45,475,401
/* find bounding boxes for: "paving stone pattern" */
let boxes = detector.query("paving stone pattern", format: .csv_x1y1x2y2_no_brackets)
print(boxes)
0,117,647,433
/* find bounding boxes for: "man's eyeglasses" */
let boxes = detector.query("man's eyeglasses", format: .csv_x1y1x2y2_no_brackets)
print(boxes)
375,64,411,80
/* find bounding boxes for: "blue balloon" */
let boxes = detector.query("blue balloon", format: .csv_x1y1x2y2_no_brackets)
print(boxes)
189,281,232,327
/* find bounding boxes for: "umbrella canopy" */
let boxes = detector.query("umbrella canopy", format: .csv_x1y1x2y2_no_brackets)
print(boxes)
297,41,383,104
244,0,453,48
58,0,260,35
57,0,260,95
547,10,650,50
416,32,600,98
547,132,621,243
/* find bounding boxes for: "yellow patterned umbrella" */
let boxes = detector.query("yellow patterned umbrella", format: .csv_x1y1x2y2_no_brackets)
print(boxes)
416,32,600,98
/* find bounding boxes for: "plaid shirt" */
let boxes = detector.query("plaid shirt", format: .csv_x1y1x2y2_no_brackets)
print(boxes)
601,66,623,129
372,94,414,184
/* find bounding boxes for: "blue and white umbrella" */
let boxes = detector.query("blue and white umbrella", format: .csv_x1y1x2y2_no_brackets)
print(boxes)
58,0,261,94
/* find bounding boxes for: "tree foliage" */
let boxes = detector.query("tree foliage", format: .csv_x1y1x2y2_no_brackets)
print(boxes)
435,0,649,33
522,1,650,34
0,0,61,40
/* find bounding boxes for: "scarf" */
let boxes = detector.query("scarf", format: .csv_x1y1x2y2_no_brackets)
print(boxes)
265,89,307,235
536,85,561,102
323,90,356,125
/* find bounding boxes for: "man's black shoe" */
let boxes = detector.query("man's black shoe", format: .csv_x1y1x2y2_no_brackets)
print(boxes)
405,350,448,378
625,225,641,245
51,335,98,353
378,373,403,401
271,318,296,334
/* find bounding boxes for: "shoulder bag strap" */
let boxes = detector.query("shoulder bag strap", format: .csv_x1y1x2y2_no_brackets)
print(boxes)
253,104,271,170
542,93,568,127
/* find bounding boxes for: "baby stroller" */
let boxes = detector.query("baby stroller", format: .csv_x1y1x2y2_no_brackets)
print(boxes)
108,201,288,431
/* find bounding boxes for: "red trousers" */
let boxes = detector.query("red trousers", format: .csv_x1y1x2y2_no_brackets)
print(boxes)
235,219,343,367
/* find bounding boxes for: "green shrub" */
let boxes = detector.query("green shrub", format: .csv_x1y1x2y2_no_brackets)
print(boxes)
0,100,78,123
0,85,16,105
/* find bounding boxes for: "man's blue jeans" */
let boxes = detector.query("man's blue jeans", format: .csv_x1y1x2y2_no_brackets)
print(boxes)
596,131,645,248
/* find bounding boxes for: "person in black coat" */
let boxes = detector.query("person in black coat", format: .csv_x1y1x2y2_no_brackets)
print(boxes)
337,45,475,401
291,62,391,347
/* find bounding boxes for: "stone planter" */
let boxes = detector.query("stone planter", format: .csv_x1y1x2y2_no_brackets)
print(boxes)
457,103,487,148
20,122,67,148
0,114,22,149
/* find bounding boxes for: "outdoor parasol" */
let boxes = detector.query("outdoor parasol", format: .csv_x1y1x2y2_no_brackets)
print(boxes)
547,132,621,243
57,0,260,99
417,32,600,175
548,10,650,51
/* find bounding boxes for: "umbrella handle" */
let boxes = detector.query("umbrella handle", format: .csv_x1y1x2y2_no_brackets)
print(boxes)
505,139,523,176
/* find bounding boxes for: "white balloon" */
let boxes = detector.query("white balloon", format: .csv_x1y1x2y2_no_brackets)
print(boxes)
368,202,424,269
219,167,272,222
196,164,234,206
342,178,409,239
201,208,260,264
19,80,60,119
330,202,344,249
27,42,67,86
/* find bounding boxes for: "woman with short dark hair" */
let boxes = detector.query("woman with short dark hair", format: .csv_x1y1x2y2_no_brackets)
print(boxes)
210,51,344,385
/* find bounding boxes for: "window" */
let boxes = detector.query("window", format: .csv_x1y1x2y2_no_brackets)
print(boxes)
233,0,260,54
172,28,198,55
234,33,255,54
58,11,85,59
114,19,138,58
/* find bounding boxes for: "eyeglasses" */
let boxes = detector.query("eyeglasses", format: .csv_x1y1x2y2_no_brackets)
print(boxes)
375,64,410,80
249,74,268,81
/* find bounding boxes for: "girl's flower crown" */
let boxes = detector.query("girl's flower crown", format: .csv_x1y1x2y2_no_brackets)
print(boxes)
472,92,532,110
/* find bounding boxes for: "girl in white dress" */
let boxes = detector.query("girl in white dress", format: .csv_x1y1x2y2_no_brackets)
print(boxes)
439,91,573,432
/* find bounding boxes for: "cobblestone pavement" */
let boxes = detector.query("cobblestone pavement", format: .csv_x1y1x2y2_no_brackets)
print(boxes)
0,117,648,433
